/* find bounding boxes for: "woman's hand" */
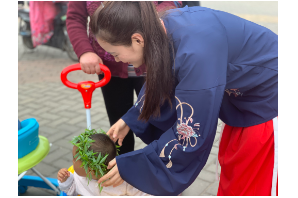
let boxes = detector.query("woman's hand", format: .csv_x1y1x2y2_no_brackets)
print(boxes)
80,52,103,75
57,168,70,183
98,158,124,187
106,119,130,146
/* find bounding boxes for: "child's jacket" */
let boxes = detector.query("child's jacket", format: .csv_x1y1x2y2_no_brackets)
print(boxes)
58,171,151,196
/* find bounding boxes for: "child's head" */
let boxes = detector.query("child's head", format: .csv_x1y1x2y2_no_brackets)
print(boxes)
72,133,117,180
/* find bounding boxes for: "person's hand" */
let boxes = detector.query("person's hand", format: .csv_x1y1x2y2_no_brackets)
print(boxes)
79,52,103,75
98,158,124,187
106,119,130,146
57,168,70,183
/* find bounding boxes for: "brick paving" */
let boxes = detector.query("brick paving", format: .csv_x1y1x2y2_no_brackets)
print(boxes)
18,1,277,196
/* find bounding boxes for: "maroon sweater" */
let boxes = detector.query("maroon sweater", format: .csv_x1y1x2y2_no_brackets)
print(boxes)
66,1,181,78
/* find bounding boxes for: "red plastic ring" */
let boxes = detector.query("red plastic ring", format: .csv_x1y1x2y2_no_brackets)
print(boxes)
60,63,111,89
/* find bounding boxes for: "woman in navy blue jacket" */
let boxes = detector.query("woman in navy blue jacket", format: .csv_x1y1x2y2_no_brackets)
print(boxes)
90,2,278,196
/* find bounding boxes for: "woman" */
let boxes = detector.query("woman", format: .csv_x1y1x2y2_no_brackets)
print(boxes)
66,1,182,155
91,2,278,196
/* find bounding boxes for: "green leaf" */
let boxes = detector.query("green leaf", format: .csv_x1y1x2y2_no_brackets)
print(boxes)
96,153,102,163
75,155,81,162
84,163,88,174
74,152,80,158
99,184,103,193
99,154,109,164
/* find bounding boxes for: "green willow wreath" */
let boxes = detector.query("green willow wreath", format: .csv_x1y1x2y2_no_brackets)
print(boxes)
70,128,120,192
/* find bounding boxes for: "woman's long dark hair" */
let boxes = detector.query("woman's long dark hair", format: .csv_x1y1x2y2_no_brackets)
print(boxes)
90,1,174,121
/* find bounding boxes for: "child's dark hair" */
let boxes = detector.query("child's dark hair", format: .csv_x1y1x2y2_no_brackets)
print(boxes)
88,133,117,165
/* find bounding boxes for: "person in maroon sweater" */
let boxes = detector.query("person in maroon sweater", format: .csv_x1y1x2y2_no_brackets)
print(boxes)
66,1,182,155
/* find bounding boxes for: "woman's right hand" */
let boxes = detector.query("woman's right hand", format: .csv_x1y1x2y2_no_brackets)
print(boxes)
106,119,130,146
79,52,103,75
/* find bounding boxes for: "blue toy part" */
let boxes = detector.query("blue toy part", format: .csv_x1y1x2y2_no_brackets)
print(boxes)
18,119,22,130
18,185,28,194
18,118,40,159
18,175,63,196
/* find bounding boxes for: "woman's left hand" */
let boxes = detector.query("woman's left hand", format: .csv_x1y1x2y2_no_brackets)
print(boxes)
98,158,124,187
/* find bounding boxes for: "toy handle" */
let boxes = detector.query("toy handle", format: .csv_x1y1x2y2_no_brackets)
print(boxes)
60,63,111,89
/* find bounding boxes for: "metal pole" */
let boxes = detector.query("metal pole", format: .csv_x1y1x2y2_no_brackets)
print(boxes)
18,171,27,181
31,167,60,195
86,109,91,130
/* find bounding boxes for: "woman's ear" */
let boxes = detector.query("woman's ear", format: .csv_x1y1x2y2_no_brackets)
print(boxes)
131,33,144,47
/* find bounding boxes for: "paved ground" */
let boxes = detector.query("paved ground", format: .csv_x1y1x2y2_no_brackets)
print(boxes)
18,1,277,196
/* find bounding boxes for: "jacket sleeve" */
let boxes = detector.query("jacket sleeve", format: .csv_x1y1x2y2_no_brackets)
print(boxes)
66,1,95,60
116,28,228,195
122,84,166,145
58,172,78,196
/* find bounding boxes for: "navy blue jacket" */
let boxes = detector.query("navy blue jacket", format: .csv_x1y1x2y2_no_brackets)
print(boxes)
117,6,278,196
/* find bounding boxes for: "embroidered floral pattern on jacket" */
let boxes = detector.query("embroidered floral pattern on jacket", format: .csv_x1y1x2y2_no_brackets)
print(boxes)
159,96,201,168
225,89,243,97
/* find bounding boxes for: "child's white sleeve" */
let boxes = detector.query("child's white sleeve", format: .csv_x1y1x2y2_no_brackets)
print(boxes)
58,172,78,196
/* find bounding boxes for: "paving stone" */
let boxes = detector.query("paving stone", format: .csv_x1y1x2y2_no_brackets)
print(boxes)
91,113,108,123
54,138,74,150
42,101,60,108
206,181,220,196
52,158,73,169
205,153,217,167
56,110,80,119
50,94,69,102
18,108,35,117
213,140,219,148
182,178,210,196
67,115,87,125
48,143,60,154
96,120,110,128
23,102,42,109
50,117,69,127
210,146,219,155
47,131,72,143
200,192,213,196
206,163,221,174
38,119,52,126
198,169,216,183
55,123,81,133
42,147,72,164
39,125,58,135
33,161,60,177
62,152,75,162
31,107,52,116
135,141,147,150
213,132,221,143
60,99,78,106
36,96,57,104
18,98,35,105
39,112,61,120
75,121,92,129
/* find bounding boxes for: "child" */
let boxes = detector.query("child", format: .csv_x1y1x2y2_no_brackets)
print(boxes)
57,129,151,196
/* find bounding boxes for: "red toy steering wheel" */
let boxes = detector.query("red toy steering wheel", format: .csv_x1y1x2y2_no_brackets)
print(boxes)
60,63,111,109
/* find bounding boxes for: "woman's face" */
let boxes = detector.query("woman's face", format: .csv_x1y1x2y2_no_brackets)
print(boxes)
96,33,145,68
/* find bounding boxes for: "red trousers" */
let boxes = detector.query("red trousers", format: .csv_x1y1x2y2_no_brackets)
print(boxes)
217,118,278,196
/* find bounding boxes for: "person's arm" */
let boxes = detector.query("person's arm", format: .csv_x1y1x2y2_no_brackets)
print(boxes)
122,84,167,144
155,1,182,13
58,172,78,196
115,28,228,195
66,1,95,60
